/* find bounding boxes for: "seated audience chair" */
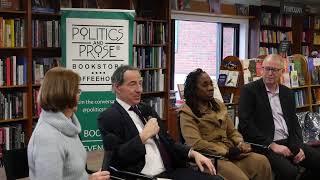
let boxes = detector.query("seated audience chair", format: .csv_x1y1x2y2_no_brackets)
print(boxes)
102,150,155,180
177,114,223,172
3,148,29,180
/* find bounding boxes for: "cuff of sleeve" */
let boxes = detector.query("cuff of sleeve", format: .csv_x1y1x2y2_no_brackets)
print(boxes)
267,142,273,149
188,148,193,158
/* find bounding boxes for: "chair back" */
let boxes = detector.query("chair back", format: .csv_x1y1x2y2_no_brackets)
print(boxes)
176,113,186,144
3,148,29,180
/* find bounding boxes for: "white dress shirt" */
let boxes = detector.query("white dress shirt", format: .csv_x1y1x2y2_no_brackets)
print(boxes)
265,86,289,141
116,98,165,176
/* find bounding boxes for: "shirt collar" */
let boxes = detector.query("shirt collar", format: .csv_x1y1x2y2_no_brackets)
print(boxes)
265,84,279,94
116,98,132,111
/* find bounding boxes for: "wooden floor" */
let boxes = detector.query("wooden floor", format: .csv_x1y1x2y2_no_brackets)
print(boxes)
0,150,104,180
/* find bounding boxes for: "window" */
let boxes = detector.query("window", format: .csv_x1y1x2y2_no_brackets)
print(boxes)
172,21,240,100
173,20,218,100
221,23,239,59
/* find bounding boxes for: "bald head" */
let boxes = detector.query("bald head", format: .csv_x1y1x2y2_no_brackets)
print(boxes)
262,54,284,69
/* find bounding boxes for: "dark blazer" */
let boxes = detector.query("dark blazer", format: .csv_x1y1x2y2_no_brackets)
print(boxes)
98,101,190,173
238,79,303,150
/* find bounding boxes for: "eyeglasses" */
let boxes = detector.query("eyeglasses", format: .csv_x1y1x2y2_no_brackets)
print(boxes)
262,67,282,73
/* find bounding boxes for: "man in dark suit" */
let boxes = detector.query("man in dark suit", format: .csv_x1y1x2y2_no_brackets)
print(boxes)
98,65,222,180
239,54,320,180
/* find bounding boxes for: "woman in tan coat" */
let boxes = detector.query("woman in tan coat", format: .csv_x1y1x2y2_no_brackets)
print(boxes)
179,68,272,180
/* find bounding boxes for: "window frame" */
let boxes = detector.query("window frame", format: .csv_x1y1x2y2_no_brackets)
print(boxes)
170,11,249,89
220,23,240,59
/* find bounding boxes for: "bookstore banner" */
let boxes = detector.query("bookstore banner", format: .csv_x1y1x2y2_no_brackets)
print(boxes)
61,8,134,151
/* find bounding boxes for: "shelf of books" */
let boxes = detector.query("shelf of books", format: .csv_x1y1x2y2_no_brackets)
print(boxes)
31,0,61,121
300,15,320,56
0,0,62,158
258,9,292,56
312,16,320,55
308,56,320,113
0,0,29,158
301,15,313,56
248,5,312,58
133,0,170,120
286,55,310,111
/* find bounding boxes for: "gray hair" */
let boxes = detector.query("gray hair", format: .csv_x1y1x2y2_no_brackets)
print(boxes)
263,54,284,69
111,65,140,85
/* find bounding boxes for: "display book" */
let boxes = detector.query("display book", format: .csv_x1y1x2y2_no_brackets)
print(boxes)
217,56,244,124
0,0,60,163
217,56,243,104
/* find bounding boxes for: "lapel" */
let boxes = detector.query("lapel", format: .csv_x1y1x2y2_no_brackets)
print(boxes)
114,101,140,136
257,79,273,116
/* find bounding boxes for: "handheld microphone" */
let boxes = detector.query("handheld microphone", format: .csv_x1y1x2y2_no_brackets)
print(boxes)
245,142,268,149
146,116,160,140
138,105,160,141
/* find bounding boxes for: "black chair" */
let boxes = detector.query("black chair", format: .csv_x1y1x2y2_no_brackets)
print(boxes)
3,148,29,180
102,150,155,180
176,114,223,173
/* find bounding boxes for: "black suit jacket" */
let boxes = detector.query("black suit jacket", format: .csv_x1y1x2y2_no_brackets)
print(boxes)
98,101,190,173
238,79,303,150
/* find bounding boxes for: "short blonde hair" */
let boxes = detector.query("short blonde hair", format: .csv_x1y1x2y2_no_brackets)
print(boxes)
39,67,80,112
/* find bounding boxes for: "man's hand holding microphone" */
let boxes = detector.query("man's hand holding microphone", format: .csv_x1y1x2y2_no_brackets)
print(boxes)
139,117,159,144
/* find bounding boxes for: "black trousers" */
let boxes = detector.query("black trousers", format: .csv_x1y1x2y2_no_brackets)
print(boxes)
263,140,320,180
157,168,224,180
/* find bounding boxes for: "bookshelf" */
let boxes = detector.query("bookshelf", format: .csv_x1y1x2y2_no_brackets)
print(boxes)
249,5,294,57
217,56,243,126
299,14,320,56
301,14,313,56
218,56,244,105
287,54,311,112
131,0,170,125
308,55,320,113
0,0,61,153
0,1,29,153
312,16,320,54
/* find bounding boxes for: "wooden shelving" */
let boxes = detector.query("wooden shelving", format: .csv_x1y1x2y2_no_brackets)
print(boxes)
132,0,170,123
218,56,244,104
0,85,28,89
0,9,26,14
0,118,28,123
0,1,63,151
249,5,302,57
135,17,167,23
